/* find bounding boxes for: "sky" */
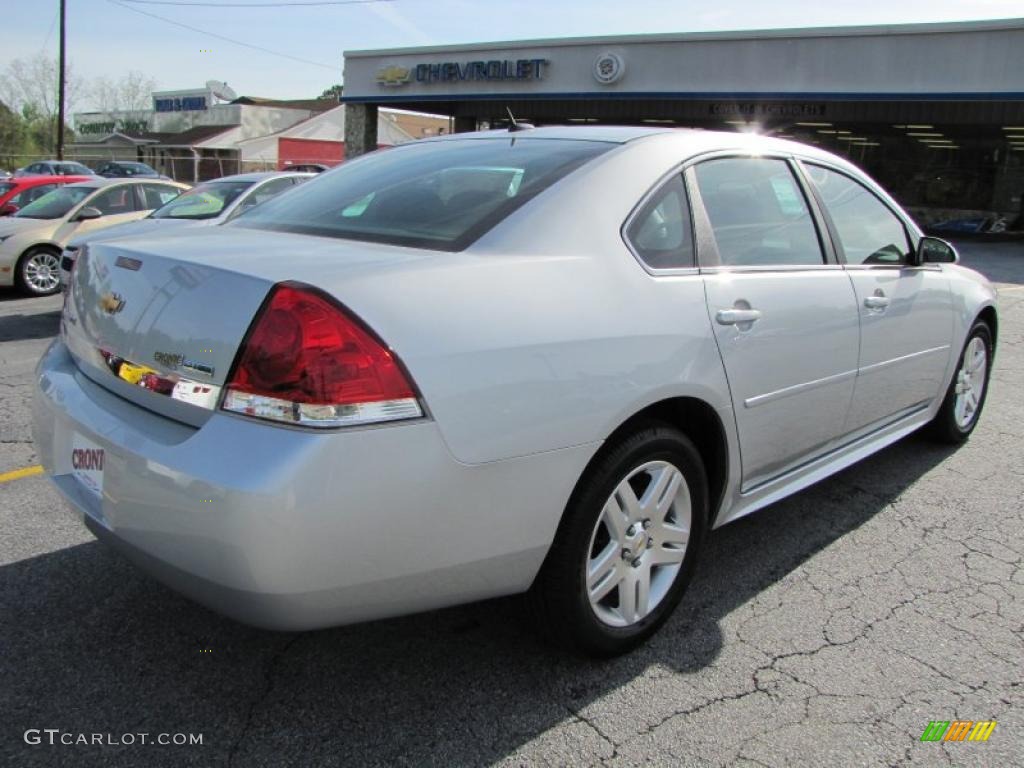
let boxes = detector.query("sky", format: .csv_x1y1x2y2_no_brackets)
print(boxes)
5,0,1023,112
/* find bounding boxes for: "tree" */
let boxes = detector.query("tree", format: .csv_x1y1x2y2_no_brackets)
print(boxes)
318,84,343,100
0,52,84,125
0,53,83,156
92,71,158,117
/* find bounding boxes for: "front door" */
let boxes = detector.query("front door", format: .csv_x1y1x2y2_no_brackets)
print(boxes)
801,163,953,435
690,156,861,491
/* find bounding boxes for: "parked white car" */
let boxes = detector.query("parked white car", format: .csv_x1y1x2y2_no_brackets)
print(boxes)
0,178,187,295
34,128,997,655
58,171,313,288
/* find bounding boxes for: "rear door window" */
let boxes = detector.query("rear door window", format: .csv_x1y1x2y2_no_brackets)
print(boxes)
693,157,825,267
139,183,182,209
90,186,139,215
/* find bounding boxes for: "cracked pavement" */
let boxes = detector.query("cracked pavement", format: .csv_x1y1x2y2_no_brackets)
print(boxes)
1,241,1022,767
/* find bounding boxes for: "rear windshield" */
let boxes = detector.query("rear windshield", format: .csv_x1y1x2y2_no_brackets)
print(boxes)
0,182,14,195
231,138,613,250
58,163,92,175
150,180,252,220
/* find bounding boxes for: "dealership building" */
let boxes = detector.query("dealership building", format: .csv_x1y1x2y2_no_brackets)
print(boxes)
71,85,447,181
342,18,1024,225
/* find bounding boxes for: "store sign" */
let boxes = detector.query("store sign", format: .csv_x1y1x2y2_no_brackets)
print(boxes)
708,102,827,118
77,119,150,135
378,59,549,87
153,94,209,112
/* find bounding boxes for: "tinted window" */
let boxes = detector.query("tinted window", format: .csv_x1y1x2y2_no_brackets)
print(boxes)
139,183,182,209
805,164,911,265
694,158,824,267
151,180,252,220
236,176,298,213
56,162,92,175
90,185,137,215
625,175,694,269
15,186,95,219
232,138,613,251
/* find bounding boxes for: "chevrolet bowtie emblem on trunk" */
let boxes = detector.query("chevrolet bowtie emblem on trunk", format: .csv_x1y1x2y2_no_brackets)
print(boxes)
99,292,125,315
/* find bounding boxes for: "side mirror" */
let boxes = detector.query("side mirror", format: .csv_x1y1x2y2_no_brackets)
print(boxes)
73,206,103,222
0,204,17,216
915,236,958,265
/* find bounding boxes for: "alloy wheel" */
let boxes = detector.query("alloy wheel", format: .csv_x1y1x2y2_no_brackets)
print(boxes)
23,251,61,294
585,460,691,627
954,336,987,429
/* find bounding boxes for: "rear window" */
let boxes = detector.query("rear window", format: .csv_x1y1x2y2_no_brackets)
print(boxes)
231,138,613,250
0,182,14,195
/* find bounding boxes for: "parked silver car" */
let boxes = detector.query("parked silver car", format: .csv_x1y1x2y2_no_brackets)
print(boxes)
33,127,997,655
58,171,313,287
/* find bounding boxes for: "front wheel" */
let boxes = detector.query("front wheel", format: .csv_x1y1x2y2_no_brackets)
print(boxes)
16,247,63,296
528,424,708,656
926,321,993,443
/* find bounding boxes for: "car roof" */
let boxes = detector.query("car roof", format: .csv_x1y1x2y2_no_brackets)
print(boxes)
421,125,858,169
205,171,314,183
63,178,187,189
8,174,93,185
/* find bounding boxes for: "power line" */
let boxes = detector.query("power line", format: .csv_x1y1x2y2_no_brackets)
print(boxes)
108,0,339,70
41,7,59,52
117,0,392,7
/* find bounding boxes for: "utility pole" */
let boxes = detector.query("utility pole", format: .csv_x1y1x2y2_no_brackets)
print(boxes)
56,0,67,159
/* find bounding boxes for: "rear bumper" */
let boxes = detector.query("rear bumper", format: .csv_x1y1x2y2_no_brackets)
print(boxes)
32,340,594,630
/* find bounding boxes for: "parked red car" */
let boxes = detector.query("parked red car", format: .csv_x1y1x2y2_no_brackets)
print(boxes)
0,175,93,216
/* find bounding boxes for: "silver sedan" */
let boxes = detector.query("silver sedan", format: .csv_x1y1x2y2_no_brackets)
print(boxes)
33,127,997,656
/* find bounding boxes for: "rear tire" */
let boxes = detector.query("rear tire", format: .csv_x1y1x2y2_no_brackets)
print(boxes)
528,423,708,657
925,321,993,444
16,246,63,296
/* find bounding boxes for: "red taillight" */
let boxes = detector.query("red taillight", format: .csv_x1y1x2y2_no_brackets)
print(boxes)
222,283,422,428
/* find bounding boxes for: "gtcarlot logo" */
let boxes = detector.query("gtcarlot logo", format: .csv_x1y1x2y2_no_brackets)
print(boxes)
24,729,203,746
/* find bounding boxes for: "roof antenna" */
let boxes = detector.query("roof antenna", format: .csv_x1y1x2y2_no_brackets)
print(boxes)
506,107,534,132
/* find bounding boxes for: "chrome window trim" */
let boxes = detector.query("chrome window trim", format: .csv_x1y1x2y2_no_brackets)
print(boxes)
699,264,845,275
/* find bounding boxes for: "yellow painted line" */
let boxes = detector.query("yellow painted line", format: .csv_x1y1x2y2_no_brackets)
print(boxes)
0,465,45,484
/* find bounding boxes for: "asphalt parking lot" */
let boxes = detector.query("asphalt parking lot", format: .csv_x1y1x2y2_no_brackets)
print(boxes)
1,241,1022,767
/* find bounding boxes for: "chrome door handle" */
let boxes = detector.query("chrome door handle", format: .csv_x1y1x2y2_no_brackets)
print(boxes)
716,308,762,325
863,295,890,310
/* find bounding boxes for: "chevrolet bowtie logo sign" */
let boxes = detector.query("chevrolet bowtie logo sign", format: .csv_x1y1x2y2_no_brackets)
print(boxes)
376,66,411,87
99,292,125,315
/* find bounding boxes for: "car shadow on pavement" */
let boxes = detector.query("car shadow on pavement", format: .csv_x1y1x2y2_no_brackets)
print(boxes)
0,310,61,342
0,433,957,767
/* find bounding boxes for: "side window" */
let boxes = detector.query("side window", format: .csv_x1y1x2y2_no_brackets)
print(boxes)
624,174,694,269
693,158,824,267
246,177,297,209
140,183,181,209
89,186,138,216
805,165,912,266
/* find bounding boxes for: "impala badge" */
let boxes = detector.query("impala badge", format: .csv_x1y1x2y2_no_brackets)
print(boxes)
99,292,125,315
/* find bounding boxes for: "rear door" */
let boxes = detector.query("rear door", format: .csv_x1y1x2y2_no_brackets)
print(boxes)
800,162,953,434
55,184,146,244
690,155,861,490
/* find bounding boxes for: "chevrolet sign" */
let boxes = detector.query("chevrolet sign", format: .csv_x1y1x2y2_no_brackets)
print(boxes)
376,66,412,87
